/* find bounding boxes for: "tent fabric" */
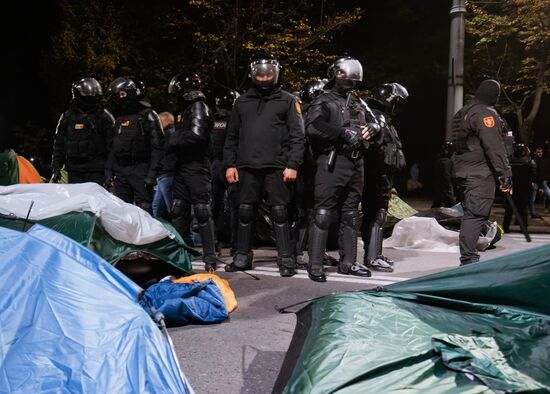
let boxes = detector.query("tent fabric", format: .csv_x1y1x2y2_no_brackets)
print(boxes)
0,183,170,245
0,149,19,185
0,211,193,273
385,216,497,252
0,225,193,394
276,245,550,393
16,155,42,184
174,273,238,313
143,280,229,326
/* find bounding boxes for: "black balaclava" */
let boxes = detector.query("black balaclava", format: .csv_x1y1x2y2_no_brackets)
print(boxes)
333,78,356,95
475,79,500,106
74,96,100,112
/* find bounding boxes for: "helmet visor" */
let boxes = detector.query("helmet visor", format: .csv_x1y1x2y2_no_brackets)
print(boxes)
335,59,363,81
250,62,280,86
391,83,409,100
167,76,179,94
75,78,102,96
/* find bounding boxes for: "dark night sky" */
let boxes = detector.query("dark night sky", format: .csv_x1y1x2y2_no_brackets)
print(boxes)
2,0,548,185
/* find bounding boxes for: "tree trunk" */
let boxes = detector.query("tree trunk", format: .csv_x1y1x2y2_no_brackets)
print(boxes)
519,60,546,145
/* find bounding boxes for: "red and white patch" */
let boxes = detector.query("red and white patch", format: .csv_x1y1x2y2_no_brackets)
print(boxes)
483,116,495,128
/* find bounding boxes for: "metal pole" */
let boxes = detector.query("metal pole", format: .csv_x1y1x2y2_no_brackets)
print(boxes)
445,0,466,141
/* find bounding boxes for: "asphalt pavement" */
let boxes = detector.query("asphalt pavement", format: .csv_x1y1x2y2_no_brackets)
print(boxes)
168,199,550,394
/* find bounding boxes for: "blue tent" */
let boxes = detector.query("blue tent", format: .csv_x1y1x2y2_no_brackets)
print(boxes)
0,225,193,393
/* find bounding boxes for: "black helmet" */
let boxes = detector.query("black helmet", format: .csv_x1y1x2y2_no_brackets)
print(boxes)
249,54,281,88
372,83,409,107
168,72,202,96
215,89,240,111
327,56,363,82
513,143,529,158
299,79,327,104
108,77,145,100
71,78,103,100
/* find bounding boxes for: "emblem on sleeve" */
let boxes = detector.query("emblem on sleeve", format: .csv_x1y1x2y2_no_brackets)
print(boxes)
295,101,302,114
483,116,495,128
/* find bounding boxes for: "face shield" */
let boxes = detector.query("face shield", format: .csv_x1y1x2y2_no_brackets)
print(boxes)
391,83,409,100
74,78,103,96
167,76,180,94
250,60,281,87
333,59,363,82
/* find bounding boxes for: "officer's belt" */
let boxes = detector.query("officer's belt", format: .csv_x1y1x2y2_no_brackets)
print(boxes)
324,146,363,160
115,157,149,166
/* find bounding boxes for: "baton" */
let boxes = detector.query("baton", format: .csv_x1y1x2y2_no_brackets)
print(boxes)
504,191,531,242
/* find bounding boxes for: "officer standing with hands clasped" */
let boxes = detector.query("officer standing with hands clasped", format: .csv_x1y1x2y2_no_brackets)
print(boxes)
306,56,377,282
51,78,114,185
223,54,305,277
452,79,512,266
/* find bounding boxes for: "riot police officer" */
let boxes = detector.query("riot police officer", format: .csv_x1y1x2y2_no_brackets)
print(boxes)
306,56,375,282
107,77,163,213
211,89,239,253
432,141,456,208
293,79,327,267
223,54,305,277
167,72,218,271
52,78,114,184
362,82,408,272
452,79,512,265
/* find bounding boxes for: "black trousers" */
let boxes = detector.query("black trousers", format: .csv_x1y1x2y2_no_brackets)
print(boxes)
237,168,290,206
456,175,495,263
68,171,105,185
113,162,152,205
313,153,363,212
173,160,212,205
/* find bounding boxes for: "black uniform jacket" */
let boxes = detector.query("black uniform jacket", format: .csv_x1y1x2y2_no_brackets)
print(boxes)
453,100,511,179
223,86,305,170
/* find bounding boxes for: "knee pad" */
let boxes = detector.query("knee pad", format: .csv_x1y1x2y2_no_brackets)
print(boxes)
271,205,288,224
171,199,186,217
194,203,211,224
238,204,255,224
313,209,335,230
341,210,360,228
374,208,387,226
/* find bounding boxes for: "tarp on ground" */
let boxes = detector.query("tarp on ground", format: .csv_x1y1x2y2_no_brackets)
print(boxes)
385,216,498,252
0,183,194,272
0,225,193,393
275,244,550,394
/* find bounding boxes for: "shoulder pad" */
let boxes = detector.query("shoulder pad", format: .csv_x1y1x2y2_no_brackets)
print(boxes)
190,100,212,118
139,100,152,108
103,109,115,123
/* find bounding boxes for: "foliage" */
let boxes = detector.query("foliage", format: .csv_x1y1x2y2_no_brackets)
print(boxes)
466,0,549,143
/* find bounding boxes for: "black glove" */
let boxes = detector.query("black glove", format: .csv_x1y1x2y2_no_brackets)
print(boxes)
342,128,361,148
499,176,512,191
365,122,381,139
104,170,114,188
144,177,157,195
51,169,61,183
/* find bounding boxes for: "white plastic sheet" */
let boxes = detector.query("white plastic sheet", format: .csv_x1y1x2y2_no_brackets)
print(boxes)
0,183,170,245
385,216,494,253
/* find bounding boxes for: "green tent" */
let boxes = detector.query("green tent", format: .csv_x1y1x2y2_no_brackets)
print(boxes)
0,212,195,273
276,245,550,393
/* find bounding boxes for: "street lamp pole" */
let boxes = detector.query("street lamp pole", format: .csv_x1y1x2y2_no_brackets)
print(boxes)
445,0,466,141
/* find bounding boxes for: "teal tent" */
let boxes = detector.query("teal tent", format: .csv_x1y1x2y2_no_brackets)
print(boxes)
276,245,550,393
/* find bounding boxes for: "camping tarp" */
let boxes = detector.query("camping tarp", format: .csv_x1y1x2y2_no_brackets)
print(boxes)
0,225,193,393
0,149,43,185
275,245,550,393
0,184,194,272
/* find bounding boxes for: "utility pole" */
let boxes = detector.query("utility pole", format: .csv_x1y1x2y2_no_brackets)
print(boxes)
445,0,466,140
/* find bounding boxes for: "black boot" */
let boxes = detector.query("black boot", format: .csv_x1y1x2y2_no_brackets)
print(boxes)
171,199,193,246
272,205,296,277
307,209,334,282
194,204,219,271
225,204,255,271
338,211,371,277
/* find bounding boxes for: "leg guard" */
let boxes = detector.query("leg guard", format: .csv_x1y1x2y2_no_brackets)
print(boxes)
338,210,371,277
231,204,255,270
271,205,295,277
171,199,192,245
307,209,334,282
194,203,218,270
366,208,387,262
293,208,309,269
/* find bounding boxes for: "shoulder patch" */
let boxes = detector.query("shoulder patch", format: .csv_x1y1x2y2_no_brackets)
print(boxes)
295,100,302,114
483,116,495,128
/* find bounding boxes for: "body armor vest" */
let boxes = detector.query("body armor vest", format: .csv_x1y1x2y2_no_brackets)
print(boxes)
112,110,151,162
65,111,106,160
